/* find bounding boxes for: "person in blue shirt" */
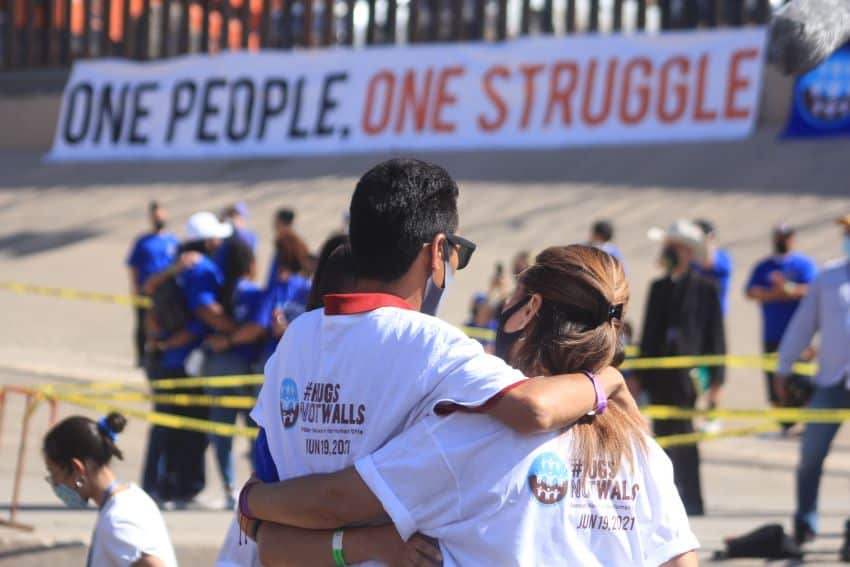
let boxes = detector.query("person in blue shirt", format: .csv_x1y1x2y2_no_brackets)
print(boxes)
261,232,312,364
126,201,178,367
214,202,258,273
266,207,298,288
694,219,733,315
201,239,266,508
745,224,818,408
143,211,236,506
587,219,625,267
464,292,498,354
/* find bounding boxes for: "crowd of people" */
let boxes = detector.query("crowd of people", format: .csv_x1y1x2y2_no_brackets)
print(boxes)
41,158,850,566
126,201,321,509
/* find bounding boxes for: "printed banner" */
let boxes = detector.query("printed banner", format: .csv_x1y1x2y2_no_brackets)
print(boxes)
49,29,766,161
783,42,850,138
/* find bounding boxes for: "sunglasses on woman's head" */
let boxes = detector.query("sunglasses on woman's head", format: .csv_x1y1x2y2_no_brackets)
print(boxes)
444,234,476,271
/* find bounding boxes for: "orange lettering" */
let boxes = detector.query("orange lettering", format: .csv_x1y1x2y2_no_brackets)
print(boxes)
394,69,434,133
543,61,579,126
431,66,464,134
362,71,395,136
658,56,689,123
694,54,718,122
519,64,545,130
619,57,652,125
581,58,618,127
478,65,510,132
725,48,758,120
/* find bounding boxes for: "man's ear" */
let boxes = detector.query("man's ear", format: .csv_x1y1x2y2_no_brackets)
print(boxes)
427,234,448,285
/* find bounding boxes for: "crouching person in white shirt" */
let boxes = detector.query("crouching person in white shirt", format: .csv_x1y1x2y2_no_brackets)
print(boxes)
241,246,699,567
43,412,178,567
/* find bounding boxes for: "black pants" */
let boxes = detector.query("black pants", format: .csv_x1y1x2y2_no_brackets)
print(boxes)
644,369,704,516
655,417,705,516
134,307,147,367
143,361,208,502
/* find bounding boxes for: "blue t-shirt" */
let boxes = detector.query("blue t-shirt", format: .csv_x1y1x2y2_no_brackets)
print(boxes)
260,274,312,360
229,279,265,365
126,232,178,289
160,255,223,369
745,252,818,344
695,248,733,314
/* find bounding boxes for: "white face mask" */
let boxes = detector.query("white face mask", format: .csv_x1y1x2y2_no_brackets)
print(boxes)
421,243,454,316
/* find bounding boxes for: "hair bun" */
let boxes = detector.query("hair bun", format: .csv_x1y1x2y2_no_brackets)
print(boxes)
104,413,127,435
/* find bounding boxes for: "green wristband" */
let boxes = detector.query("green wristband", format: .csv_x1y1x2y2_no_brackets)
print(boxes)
332,529,347,567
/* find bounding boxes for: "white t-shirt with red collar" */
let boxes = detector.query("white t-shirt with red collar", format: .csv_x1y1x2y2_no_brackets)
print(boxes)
249,293,526,562
355,411,699,567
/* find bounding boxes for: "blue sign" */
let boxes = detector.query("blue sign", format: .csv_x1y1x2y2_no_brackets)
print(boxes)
784,43,850,138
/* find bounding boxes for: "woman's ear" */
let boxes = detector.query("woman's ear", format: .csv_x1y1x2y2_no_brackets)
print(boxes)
69,458,86,481
513,293,543,329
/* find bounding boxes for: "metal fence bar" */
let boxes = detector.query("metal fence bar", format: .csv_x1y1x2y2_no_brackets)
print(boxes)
496,0,506,39
519,0,529,35
365,0,375,44
541,0,553,33
320,0,331,44
386,0,395,43
565,0,575,32
407,0,418,42
177,0,188,51
157,0,168,55
636,0,645,29
472,0,484,39
302,0,312,46
81,0,91,57
612,0,622,30
588,0,598,31
343,0,353,45
450,0,461,40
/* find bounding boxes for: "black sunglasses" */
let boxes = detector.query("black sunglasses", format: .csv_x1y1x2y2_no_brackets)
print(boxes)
444,233,476,271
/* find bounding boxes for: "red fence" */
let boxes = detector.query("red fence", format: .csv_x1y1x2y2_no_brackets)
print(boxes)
1,0,772,70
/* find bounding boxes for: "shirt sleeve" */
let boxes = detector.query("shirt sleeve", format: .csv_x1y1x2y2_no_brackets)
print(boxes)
423,328,527,413
355,419,461,541
799,257,818,283
641,440,700,566
185,268,219,310
745,263,762,291
246,289,266,325
126,238,142,268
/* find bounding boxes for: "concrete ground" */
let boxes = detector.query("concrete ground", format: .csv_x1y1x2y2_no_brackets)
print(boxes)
1,129,850,564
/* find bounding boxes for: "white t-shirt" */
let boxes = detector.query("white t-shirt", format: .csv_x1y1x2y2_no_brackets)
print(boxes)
247,294,525,566
88,484,178,567
355,413,699,567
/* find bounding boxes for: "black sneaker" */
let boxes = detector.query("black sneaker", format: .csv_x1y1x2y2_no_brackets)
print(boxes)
794,518,816,546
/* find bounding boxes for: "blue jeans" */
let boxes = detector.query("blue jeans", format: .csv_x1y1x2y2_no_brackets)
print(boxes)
795,382,850,533
203,350,254,490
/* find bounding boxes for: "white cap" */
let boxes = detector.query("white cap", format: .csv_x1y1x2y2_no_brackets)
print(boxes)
647,220,707,260
184,211,233,243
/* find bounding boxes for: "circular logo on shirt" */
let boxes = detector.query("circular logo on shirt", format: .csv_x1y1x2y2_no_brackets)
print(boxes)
527,452,569,505
279,378,299,429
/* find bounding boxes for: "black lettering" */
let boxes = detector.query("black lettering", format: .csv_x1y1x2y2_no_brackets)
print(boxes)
197,78,226,143
227,78,255,142
356,404,366,424
129,81,157,145
288,78,308,139
332,384,340,403
63,82,94,145
259,79,287,139
94,84,129,144
315,72,347,136
167,80,197,143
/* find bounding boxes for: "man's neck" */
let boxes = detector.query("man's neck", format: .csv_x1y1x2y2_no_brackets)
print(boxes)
354,278,423,311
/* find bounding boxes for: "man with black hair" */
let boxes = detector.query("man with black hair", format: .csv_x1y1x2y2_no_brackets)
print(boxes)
230,159,632,564
126,201,178,367
588,219,624,265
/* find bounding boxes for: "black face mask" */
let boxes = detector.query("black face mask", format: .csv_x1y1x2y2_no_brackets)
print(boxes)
774,240,790,255
662,245,679,273
494,295,533,362
153,219,167,232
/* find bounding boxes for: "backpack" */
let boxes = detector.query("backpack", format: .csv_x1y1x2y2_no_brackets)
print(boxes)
151,275,192,335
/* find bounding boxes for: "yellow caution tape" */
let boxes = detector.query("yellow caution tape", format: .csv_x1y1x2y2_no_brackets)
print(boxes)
621,355,816,376
150,374,265,390
75,391,257,409
0,281,151,308
643,405,850,423
655,423,780,448
44,391,259,438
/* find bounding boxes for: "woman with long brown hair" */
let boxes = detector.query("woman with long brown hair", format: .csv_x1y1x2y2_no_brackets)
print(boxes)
239,245,698,566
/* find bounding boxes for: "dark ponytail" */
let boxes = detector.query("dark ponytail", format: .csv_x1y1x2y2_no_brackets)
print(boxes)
43,412,127,471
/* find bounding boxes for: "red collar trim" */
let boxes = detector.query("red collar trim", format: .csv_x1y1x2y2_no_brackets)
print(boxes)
323,293,414,315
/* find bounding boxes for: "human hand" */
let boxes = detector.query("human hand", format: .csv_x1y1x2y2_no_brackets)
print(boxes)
774,374,791,406
271,309,288,339
768,271,787,288
206,334,231,353
177,251,203,271
388,533,442,567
